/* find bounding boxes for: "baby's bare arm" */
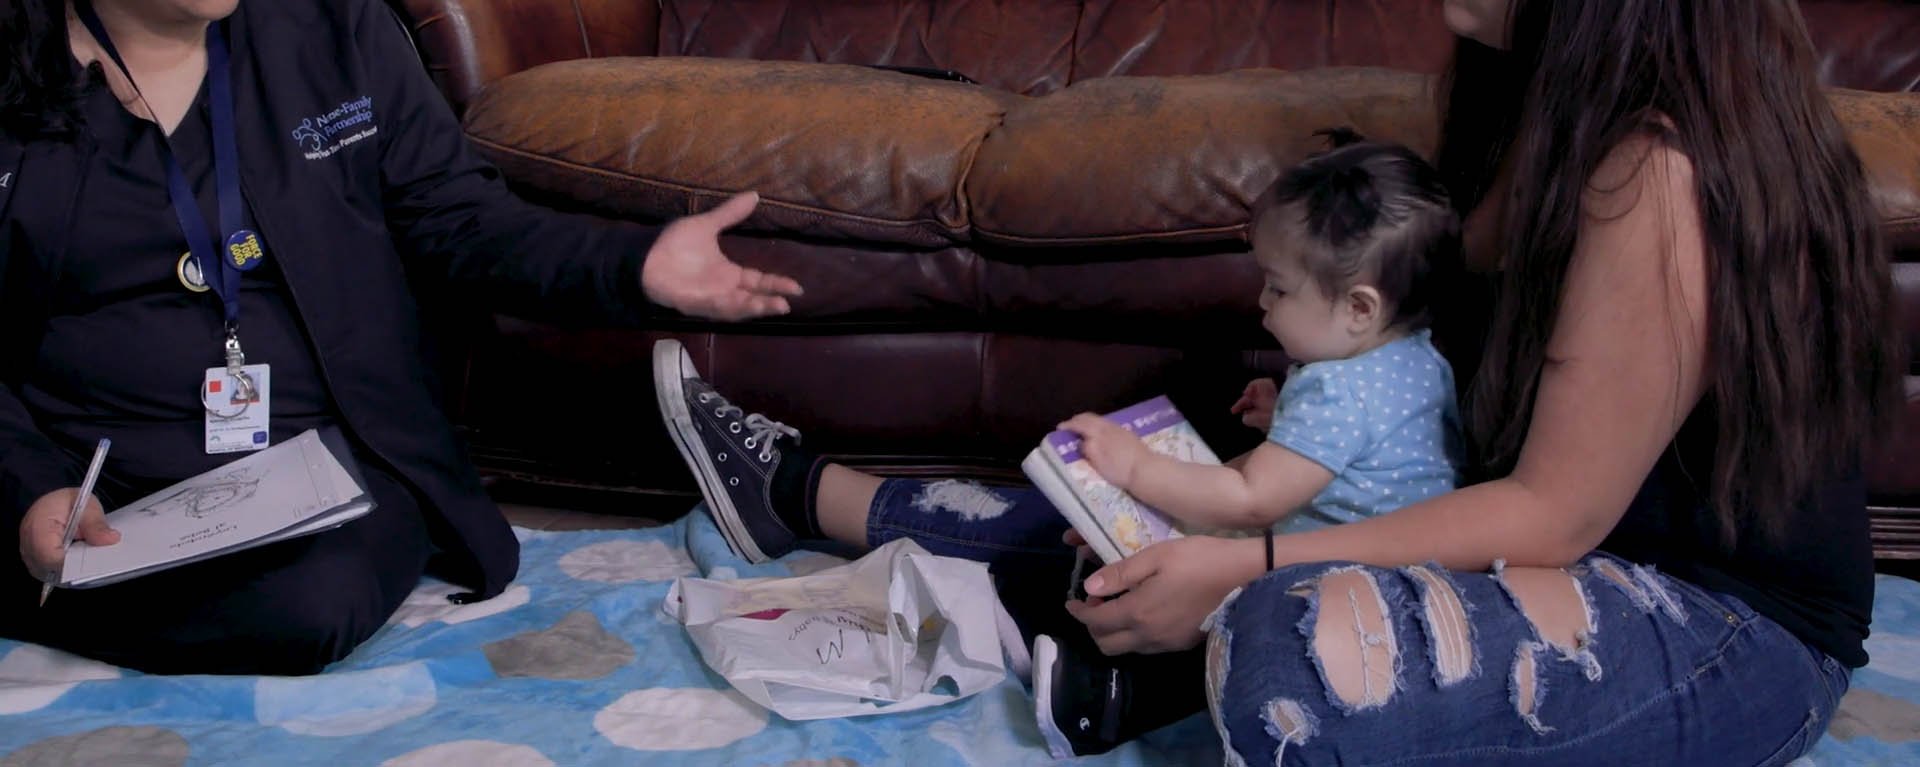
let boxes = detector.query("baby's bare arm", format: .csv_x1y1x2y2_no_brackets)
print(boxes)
1129,443,1332,530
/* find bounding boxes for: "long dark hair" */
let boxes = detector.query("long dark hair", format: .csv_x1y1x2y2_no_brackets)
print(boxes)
2,0,85,139
1438,0,1902,541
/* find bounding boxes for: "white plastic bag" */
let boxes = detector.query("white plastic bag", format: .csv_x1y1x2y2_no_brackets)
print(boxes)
661,539,1007,720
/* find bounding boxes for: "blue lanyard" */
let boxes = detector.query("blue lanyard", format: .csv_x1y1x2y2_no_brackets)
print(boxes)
73,1,265,337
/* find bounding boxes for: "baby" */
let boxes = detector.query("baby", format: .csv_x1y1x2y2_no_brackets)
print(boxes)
1066,130,1466,535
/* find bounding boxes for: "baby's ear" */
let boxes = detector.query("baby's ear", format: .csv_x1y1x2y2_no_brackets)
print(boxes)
1346,285,1386,331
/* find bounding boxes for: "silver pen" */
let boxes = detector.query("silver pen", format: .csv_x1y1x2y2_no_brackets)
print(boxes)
41,438,111,607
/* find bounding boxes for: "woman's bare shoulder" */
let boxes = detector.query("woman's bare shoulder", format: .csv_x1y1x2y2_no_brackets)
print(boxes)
1583,121,1699,223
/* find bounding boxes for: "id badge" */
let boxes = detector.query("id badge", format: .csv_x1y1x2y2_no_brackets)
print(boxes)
203,364,270,454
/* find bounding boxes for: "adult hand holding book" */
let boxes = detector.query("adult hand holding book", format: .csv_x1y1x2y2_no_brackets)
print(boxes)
1063,533,1255,655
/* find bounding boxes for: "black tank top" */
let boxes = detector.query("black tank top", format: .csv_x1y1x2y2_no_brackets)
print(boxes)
1432,259,1875,668
1598,407,1875,667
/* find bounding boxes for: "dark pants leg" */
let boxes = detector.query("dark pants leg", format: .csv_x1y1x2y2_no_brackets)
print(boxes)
865,477,1087,642
865,478,1207,727
1,466,429,675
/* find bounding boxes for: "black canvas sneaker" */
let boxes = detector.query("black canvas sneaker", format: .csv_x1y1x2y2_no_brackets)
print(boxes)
653,339,802,563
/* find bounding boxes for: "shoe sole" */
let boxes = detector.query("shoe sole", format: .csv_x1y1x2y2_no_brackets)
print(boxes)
652,339,772,564
1031,635,1076,760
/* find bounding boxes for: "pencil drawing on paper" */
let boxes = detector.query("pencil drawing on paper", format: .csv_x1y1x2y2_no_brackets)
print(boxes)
140,469,265,520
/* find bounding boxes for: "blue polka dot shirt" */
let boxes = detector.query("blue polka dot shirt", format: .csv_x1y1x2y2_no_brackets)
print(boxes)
1267,329,1465,533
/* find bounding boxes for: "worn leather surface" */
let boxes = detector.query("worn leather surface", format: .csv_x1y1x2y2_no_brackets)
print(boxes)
402,0,1920,107
967,69,1437,246
397,0,661,113
462,58,1017,247
1070,0,1454,82
1833,89,1920,255
461,322,1279,500
1902,263,1920,372
467,61,1920,255
1870,379,1919,499
656,0,1081,97
1801,0,1920,93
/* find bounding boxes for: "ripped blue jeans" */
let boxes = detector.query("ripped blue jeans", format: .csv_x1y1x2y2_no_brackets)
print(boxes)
864,477,1213,711
865,480,1847,765
866,479,1075,564
1208,556,1850,766
865,479,1090,646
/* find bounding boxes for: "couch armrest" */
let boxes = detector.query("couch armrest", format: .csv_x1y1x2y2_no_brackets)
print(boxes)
395,0,660,116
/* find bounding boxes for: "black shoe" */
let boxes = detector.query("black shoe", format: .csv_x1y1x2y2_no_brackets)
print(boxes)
653,339,801,563
1032,634,1129,758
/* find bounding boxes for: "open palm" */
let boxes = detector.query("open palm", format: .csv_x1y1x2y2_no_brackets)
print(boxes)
641,192,804,321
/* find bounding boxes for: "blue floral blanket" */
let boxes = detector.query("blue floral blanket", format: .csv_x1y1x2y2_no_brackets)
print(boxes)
1,510,1915,765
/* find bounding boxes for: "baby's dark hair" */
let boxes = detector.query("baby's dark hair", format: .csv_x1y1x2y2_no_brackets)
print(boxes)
1253,128,1460,329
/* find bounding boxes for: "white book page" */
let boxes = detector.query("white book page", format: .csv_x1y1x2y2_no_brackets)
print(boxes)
63,430,354,585
1021,448,1126,564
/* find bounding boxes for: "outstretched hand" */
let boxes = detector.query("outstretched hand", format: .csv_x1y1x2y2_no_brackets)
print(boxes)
641,192,804,321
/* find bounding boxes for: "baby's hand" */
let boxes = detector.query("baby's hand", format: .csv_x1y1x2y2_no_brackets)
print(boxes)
1061,413,1150,490
1230,378,1279,431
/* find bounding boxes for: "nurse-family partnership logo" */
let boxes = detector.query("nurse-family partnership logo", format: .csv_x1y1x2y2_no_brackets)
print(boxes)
292,96,377,160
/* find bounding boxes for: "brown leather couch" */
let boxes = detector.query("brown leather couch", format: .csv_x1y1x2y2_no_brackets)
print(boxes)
389,1,1920,557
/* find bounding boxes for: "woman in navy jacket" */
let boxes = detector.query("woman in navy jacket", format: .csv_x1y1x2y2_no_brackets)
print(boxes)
0,0,799,674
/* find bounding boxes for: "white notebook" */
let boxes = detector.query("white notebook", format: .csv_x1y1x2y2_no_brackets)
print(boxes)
58,427,374,589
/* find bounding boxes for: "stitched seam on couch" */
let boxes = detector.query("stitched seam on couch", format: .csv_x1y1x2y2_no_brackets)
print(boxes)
464,135,971,233
463,135,1913,248
983,213,1919,246
973,222,1250,245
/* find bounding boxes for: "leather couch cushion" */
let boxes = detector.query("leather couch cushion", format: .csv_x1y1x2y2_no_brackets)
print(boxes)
460,323,1279,492
655,0,1082,97
1070,0,1454,82
968,68,1436,246
463,57,1018,247
642,237,1268,346
465,60,1920,253
1901,262,1919,370
1867,378,1920,501
400,1,1920,115
1833,89,1920,255
1801,0,1920,93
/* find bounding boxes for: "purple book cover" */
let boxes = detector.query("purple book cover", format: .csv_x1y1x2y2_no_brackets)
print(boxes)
1042,396,1221,556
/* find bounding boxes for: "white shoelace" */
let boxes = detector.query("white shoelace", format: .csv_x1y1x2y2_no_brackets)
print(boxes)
708,399,800,462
